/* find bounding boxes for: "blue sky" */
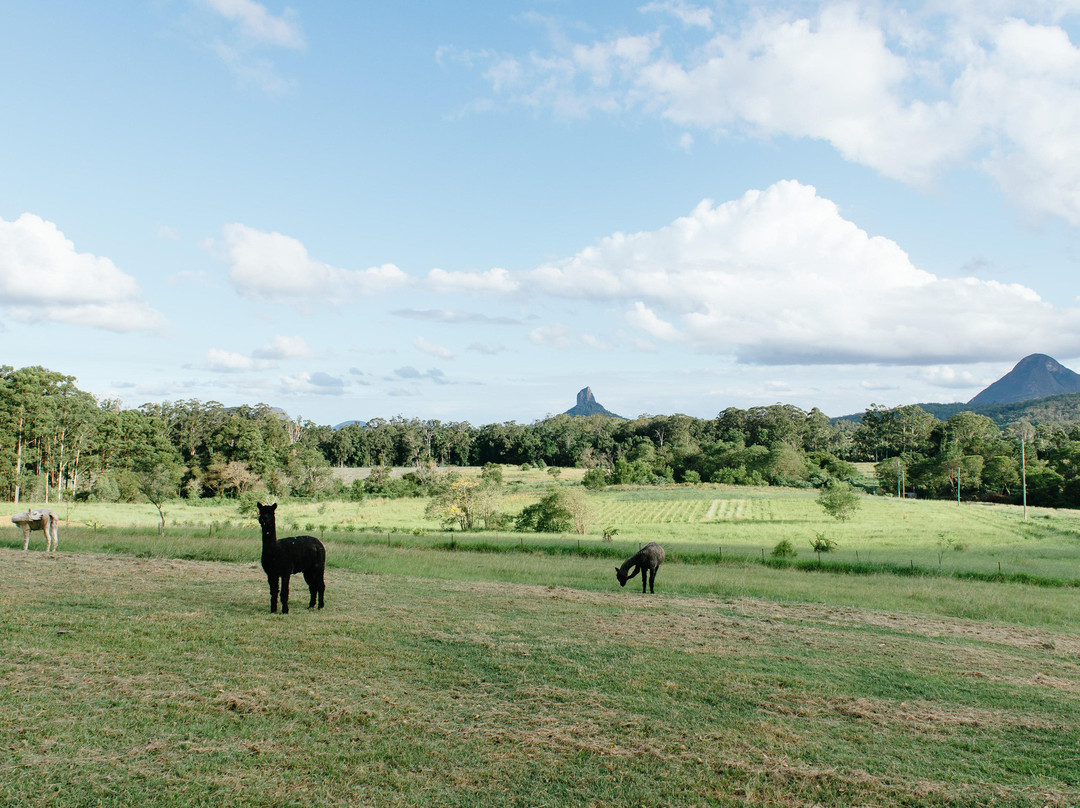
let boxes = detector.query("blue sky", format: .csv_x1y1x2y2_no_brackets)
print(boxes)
3,1,1080,426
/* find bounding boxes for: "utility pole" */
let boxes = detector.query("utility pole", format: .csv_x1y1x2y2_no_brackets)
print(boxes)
1021,435,1028,520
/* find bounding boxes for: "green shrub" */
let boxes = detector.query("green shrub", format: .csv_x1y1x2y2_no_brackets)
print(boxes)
771,539,797,558
582,468,609,490
91,474,121,503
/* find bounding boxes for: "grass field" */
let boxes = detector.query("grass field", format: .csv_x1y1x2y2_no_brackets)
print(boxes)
4,548,1080,807
4,479,1080,806
8,472,1080,585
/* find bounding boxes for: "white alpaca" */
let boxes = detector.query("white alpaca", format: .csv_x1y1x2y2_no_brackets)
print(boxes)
11,508,59,552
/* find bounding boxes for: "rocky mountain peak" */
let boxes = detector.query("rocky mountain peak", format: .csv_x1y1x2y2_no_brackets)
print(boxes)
564,387,623,418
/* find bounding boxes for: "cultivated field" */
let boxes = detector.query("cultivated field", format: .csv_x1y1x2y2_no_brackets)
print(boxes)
4,477,1080,806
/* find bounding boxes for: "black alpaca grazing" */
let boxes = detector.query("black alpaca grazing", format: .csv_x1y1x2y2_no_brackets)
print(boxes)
616,542,665,594
257,502,325,614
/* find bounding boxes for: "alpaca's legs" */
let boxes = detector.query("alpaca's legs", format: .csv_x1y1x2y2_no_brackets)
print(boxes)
280,574,291,614
48,519,58,552
303,569,325,609
647,567,656,593
22,526,30,551
267,575,280,613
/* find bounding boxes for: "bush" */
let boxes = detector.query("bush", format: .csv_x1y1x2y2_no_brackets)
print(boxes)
771,539,797,558
515,487,591,533
481,463,504,487
90,474,121,503
237,491,262,518
582,468,609,490
811,532,837,552
818,480,861,521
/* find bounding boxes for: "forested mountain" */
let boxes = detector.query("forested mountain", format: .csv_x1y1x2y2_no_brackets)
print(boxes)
3,363,1080,509
838,354,1080,428
912,393,1080,426
969,354,1080,405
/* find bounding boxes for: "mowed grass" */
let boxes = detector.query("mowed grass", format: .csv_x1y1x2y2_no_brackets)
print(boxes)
5,547,1080,807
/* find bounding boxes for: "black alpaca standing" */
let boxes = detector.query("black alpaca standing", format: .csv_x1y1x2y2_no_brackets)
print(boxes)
257,502,325,614
615,542,665,594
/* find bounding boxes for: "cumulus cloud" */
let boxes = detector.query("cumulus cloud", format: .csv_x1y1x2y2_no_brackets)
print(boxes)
426,266,519,294
507,180,1080,364
414,336,454,360
625,302,682,342
461,2,1080,223
0,213,169,333
252,334,315,360
209,335,315,371
206,348,272,373
280,371,347,395
219,223,410,302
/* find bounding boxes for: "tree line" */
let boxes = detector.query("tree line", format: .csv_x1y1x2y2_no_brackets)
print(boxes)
2,364,1077,508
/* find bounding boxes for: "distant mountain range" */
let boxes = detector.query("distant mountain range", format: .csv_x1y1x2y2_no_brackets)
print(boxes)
330,357,1080,430
563,387,624,418
841,354,1080,426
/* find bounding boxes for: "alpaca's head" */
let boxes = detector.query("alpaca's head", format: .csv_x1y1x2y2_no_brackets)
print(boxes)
615,566,628,586
257,502,276,532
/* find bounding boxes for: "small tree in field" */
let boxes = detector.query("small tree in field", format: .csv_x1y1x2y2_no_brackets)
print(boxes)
817,480,861,522
139,465,184,536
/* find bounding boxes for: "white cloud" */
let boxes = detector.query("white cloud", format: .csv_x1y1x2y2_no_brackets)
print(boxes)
917,365,982,389
206,348,272,372
468,342,506,355
198,0,304,48
394,366,449,384
220,223,410,302
280,371,347,395
0,213,169,333
497,180,1080,364
426,266,519,294
625,302,682,342
193,0,304,93
640,1,713,30
253,334,315,360
414,336,454,360
529,323,574,348
464,3,1080,224
581,333,613,351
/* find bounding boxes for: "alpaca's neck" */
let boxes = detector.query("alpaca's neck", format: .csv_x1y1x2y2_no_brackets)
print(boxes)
261,522,277,547
618,555,639,575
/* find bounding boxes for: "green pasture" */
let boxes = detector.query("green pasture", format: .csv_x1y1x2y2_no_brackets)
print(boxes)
4,546,1080,807
7,475,1080,586
6,479,1080,805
